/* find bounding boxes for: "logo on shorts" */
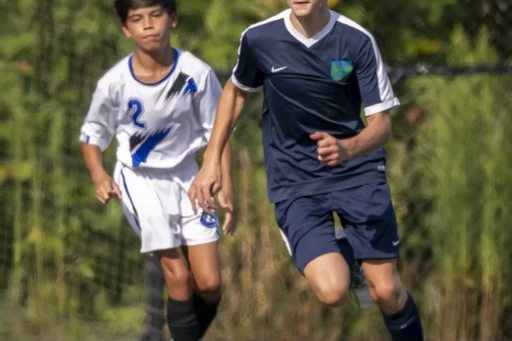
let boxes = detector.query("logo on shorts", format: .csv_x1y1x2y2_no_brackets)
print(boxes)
200,211,219,229
330,60,353,81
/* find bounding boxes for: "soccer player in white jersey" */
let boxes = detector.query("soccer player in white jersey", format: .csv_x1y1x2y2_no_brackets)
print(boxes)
79,1,234,341
189,0,424,340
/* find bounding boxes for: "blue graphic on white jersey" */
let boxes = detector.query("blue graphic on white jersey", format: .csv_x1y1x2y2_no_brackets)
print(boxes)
183,78,197,95
128,98,146,129
200,210,219,229
131,127,172,167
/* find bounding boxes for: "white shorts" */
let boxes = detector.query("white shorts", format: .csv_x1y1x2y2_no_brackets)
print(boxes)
114,161,220,253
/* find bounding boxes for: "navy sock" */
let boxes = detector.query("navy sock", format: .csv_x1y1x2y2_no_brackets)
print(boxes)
194,292,221,339
166,296,200,341
337,237,356,272
382,292,424,341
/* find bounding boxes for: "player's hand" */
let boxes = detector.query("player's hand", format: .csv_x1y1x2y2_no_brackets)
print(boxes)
310,131,350,166
91,170,122,204
218,184,236,236
188,160,222,215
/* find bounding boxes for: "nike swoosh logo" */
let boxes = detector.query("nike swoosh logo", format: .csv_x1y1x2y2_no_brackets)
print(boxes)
271,66,287,73
393,240,400,246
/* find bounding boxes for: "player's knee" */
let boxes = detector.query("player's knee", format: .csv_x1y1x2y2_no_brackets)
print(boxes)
160,260,192,291
166,267,191,289
314,283,349,307
369,280,401,305
196,276,222,302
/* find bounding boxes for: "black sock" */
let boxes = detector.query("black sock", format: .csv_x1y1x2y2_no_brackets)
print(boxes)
167,296,200,341
382,292,424,341
194,292,221,338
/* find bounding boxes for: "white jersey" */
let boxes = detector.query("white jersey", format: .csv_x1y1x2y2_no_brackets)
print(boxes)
79,48,222,169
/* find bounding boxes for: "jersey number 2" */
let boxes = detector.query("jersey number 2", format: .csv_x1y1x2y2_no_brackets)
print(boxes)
128,98,146,129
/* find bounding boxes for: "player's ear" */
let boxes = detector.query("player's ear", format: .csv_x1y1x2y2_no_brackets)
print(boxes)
121,24,132,38
169,12,178,29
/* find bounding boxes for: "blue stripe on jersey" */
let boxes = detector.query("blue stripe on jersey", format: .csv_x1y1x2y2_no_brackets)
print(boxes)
128,48,180,86
131,127,172,168
120,169,141,229
85,135,90,143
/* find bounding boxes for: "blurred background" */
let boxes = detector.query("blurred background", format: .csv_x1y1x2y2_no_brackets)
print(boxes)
1,0,512,340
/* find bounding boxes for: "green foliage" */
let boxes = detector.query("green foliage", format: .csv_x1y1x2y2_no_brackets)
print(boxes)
0,0,511,340
404,26,512,340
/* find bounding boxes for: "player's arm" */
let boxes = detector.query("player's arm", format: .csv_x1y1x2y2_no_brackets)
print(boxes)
79,86,121,204
312,111,392,165
345,34,399,157
340,110,392,159
189,30,263,213
312,34,399,165
204,79,248,165
218,138,236,235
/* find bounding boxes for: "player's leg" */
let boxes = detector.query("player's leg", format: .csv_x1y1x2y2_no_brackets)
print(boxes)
115,164,200,341
275,194,352,307
361,258,424,341
180,191,222,340
139,255,166,341
335,228,374,308
182,241,221,339
154,247,200,341
337,182,424,341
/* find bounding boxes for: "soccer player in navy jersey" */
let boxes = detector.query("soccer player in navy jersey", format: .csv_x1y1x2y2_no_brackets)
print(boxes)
188,0,424,339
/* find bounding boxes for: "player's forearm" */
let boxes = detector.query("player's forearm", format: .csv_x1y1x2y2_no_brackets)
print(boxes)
220,141,233,189
81,143,108,181
204,80,246,164
342,112,392,159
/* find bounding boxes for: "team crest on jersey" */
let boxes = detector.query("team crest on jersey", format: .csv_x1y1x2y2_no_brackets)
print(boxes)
330,60,353,81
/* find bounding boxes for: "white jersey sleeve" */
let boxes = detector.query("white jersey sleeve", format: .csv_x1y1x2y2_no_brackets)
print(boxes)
79,84,117,151
194,68,222,142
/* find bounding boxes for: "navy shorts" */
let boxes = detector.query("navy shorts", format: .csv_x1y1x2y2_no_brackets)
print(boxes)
274,181,400,273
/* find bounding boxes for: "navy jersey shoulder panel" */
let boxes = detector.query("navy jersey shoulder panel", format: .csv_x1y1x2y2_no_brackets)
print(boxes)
231,11,288,91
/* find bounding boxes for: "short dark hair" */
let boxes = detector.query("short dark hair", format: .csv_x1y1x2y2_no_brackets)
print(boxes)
114,0,177,23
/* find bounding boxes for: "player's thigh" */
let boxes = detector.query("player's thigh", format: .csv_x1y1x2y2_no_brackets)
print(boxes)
154,247,193,300
180,214,221,289
179,190,221,295
334,182,400,261
303,252,351,305
114,162,182,253
182,241,221,300
275,195,349,290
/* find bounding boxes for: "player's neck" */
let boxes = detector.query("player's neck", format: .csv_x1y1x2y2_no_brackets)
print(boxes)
132,45,175,78
289,8,331,38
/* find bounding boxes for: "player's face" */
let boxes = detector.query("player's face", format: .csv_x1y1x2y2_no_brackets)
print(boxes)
287,0,328,17
121,6,177,52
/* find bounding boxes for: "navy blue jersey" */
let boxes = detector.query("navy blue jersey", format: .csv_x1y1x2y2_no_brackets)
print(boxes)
232,9,400,203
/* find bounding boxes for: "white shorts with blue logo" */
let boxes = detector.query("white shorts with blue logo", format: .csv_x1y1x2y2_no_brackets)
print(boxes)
114,161,220,254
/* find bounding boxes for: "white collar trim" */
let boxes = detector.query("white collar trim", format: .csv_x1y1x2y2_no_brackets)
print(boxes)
283,9,337,48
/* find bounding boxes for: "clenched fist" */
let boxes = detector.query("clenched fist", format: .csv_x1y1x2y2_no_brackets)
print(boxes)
310,132,351,166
